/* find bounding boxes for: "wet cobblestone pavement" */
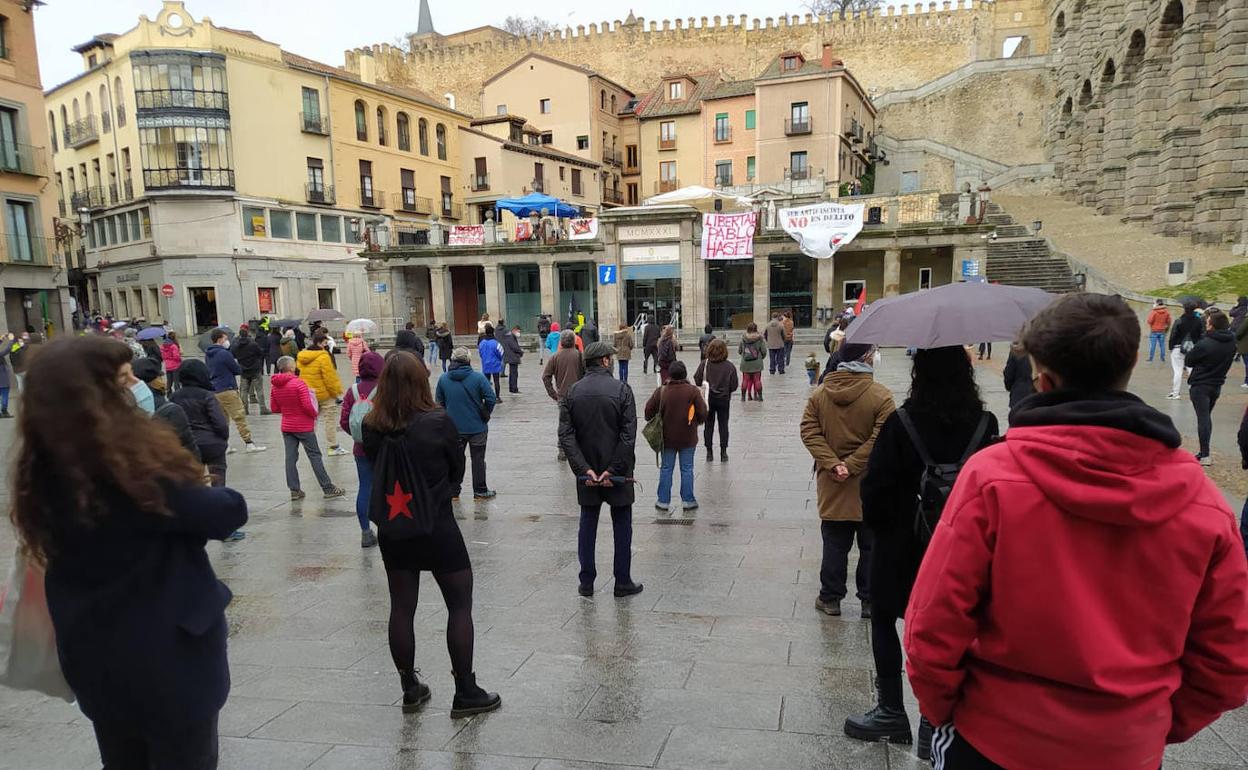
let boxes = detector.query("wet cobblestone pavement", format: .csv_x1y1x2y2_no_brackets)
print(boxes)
2,346,1246,769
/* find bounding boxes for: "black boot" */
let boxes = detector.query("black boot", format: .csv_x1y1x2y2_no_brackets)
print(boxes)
756,391,763,402
740,391,746,402
916,717,933,761
0,410,10,418
451,672,501,718
843,675,913,744
706,446,714,462
720,448,728,463
399,669,431,713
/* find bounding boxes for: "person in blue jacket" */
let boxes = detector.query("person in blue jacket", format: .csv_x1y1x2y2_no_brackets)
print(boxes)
9,336,249,769
435,346,498,500
477,323,505,401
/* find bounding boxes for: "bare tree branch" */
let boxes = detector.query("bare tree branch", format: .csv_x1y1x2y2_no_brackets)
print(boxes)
502,16,560,37
804,0,883,20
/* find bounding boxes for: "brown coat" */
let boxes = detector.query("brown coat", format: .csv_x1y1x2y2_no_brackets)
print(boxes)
643,380,707,450
799,370,895,522
542,346,585,401
613,328,635,361
764,319,787,350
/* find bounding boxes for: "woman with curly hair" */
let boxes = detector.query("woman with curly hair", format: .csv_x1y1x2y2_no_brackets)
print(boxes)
9,336,248,768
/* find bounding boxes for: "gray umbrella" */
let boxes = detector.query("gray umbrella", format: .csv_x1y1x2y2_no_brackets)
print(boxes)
843,281,1056,348
306,308,346,323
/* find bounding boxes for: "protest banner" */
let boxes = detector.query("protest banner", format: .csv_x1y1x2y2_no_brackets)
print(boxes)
700,211,757,260
779,203,864,259
448,225,484,246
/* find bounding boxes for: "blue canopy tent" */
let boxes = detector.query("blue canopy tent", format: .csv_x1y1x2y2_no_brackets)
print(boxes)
494,192,581,219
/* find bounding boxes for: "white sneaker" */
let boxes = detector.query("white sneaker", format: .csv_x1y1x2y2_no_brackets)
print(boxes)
327,446,349,456
1241,383,1248,391
1166,393,1181,400
226,446,237,454
1199,455,1213,467
245,443,267,453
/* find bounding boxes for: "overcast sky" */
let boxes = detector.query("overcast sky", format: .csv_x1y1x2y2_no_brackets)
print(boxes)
36,0,802,89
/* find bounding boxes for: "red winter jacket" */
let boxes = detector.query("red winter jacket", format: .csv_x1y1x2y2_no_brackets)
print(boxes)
269,372,318,434
905,394,1248,770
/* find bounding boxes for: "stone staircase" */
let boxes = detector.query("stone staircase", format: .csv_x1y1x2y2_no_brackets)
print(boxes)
984,203,1080,293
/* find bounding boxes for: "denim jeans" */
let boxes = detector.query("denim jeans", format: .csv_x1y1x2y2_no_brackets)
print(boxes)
618,359,629,383
0,386,8,412
768,348,785,374
1147,331,1166,362
284,432,334,492
427,340,439,366
1190,384,1220,456
658,446,696,505
783,340,794,367
353,454,373,531
455,432,488,495
819,520,873,602
578,504,634,587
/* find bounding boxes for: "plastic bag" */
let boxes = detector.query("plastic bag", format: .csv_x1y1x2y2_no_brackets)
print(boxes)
0,550,75,701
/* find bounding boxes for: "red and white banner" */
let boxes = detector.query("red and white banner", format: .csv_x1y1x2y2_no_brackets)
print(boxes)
700,211,757,260
779,203,864,259
448,225,484,246
514,220,533,241
568,217,599,240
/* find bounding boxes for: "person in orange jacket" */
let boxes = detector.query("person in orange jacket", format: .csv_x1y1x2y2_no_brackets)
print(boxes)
1146,298,1172,364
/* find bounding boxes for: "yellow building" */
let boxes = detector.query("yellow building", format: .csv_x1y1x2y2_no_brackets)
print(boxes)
0,0,70,335
44,1,468,333
637,74,715,199
481,53,632,207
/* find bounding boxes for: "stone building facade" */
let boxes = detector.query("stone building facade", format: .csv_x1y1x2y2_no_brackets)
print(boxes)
1048,0,1247,245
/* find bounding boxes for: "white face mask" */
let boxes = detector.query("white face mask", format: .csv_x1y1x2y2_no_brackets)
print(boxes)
221,340,231,350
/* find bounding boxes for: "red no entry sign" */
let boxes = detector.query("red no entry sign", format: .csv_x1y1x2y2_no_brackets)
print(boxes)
160,284,174,297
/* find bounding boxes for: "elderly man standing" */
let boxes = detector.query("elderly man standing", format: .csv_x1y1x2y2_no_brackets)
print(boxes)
558,341,642,599
800,342,894,618
543,329,586,460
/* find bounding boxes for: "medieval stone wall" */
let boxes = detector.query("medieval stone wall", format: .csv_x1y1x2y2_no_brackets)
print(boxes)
347,1,1049,115
1048,0,1247,245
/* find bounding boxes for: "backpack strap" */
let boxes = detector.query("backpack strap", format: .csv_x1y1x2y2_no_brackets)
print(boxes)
895,408,936,468
959,413,992,465
351,383,361,401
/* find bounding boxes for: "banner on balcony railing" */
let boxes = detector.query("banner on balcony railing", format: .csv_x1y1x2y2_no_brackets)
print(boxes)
568,218,598,241
700,211,757,260
779,202,864,259
448,225,484,246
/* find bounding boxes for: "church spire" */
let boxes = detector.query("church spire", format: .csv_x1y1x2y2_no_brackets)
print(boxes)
416,0,435,35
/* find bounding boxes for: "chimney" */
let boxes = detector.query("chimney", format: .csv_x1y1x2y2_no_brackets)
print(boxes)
822,43,834,69
358,50,376,84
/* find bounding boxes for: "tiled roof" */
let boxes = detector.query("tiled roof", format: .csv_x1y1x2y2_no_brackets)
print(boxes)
281,51,470,118
756,56,832,81
636,74,720,119
706,80,756,100
459,126,600,169
71,33,119,53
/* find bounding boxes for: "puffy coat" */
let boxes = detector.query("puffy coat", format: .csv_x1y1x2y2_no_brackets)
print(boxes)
501,331,524,365
613,328,634,361
558,367,638,507
232,336,264,376
340,351,383,456
435,329,454,360
643,379,707,450
204,344,240,392
478,337,504,374
861,406,998,620
296,348,342,402
1147,306,1172,333
160,341,182,372
1186,328,1237,389
269,372,319,434
434,362,497,435
905,391,1248,770
151,392,201,461
799,369,895,521
346,336,370,377
169,360,230,458
738,332,767,374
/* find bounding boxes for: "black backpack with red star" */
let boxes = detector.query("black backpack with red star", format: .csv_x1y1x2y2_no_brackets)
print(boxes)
367,433,436,538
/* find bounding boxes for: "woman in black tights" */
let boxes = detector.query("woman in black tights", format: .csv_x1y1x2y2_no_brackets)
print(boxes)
361,351,501,717
846,347,999,759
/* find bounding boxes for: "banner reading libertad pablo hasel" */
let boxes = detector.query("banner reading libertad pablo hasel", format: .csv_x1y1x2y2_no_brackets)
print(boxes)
780,203,864,259
700,211,757,260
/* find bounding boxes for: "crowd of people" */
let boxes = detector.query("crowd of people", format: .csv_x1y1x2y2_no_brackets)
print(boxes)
5,292,1248,769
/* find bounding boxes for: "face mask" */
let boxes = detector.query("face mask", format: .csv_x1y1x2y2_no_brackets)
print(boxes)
222,340,231,349
130,380,156,415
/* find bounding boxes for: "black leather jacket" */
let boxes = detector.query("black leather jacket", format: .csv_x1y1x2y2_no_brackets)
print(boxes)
558,367,637,507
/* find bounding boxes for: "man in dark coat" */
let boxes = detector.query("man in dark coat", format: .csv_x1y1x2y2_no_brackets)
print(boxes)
558,341,642,599
232,328,269,416
641,316,661,374
1002,344,1035,413
393,328,425,359
501,325,524,394
1186,310,1237,465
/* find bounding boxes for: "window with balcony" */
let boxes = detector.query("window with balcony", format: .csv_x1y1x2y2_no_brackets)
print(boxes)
436,123,447,160
376,106,388,146
132,52,228,111
400,168,416,210
571,169,582,197
138,121,234,189
301,87,326,134
306,157,329,203
418,119,429,155
714,160,732,187
787,102,810,135
4,200,35,263
659,160,677,192
789,151,808,180
354,100,367,141
114,77,126,127
396,112,410,151
539,98,551,114
358,160,377,207
440,175,453,217
99,86,111,134
714,113,730,143
532,162,544,192
659,121,676,150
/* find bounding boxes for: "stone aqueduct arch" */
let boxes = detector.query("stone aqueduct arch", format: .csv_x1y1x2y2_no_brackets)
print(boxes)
1047,0,1245,244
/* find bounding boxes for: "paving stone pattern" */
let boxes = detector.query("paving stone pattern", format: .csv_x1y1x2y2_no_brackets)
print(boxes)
0,345,1245,769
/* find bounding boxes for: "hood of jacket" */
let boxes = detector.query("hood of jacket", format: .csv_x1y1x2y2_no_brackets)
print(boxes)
1205,328,1235,346
435,328,452,339
742,332,763,344
395,329,420,351
446,362,475,380
296,348,329,367
178,359,213,390
1006,390,1202,527
820,370,875,406
358,351,384,380
204,344,230,361
270,371,301,389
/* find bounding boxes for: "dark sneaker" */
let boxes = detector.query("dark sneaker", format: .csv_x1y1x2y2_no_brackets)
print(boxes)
614,582,644,598
720,449,728,463
451,673,501,718
861,601,872,619
225,530,246,542
916,717,934,760
706,447,714,462
578,584,593,597
815,597,841,616
361,529,378,548
473,489,497,500
290,490,306,501
324,486,346,499
682,500,699,511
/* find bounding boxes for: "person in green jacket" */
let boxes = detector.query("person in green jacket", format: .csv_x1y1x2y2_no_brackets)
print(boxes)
738,324,767,402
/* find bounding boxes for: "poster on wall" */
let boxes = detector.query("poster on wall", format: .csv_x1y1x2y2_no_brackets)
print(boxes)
251,215,267,237
569,218,599,240
779,202,865,259
449,225,485,246
514,220,534,241
257,288,275,314
700,211,757,260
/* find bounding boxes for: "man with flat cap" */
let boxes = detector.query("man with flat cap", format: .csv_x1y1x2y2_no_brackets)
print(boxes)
558,340,643,599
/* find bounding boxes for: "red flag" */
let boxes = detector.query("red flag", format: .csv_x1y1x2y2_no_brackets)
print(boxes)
853,286,867,317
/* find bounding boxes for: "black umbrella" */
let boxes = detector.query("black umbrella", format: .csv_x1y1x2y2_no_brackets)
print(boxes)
271,318,303,328
306,308,346,323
